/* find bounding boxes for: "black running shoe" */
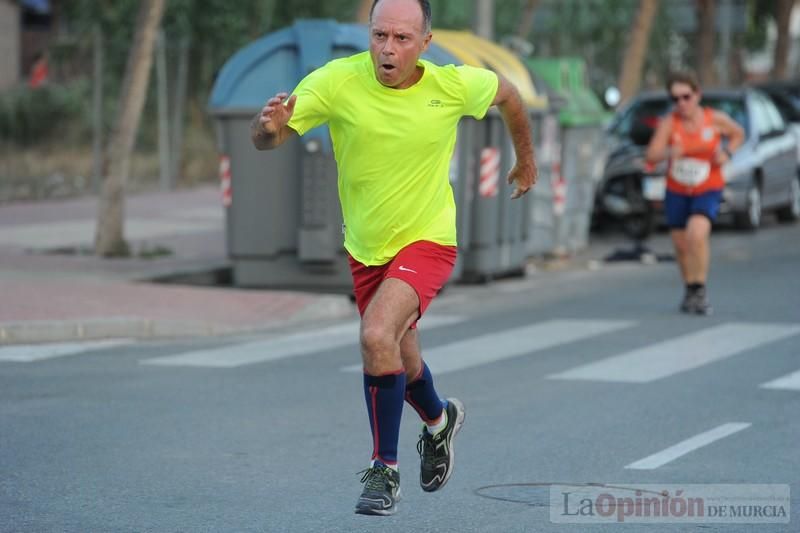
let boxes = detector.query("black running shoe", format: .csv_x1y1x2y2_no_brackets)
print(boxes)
417,397,465,492
354,463,401,516
680,290,694,313
689,287,713,315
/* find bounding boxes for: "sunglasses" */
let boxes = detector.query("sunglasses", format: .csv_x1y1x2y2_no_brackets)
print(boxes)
670,92,694,103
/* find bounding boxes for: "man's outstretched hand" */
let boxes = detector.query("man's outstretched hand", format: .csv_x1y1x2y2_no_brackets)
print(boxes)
258,92,296,134
251,92,297,150
507,160,538,199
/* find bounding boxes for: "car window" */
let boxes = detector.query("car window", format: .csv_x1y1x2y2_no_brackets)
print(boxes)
749,97,773,137
788,93,800,112
760,95,786,131
608,99,671,137
701,97,750,136
778,86,800,111
765,92,800,122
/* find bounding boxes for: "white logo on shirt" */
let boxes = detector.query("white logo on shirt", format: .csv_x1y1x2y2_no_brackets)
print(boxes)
398,266,418,274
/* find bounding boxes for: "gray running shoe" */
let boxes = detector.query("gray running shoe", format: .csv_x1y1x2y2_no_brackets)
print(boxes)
690,286,713,315
354,463,400,516
681,287,713,315
417,397,465,492
680,290,694,313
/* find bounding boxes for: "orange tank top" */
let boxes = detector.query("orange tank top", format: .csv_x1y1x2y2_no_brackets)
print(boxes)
667,107,723,195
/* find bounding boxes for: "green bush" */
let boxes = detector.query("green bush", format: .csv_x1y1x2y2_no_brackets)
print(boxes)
0,81,90,146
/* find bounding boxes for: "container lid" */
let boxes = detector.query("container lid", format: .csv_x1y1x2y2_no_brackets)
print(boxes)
433,30,548,110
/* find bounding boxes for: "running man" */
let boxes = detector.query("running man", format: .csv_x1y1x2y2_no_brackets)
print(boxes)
646,71,744,314
251,0,537,515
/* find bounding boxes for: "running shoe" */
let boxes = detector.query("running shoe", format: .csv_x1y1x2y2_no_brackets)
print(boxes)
417,397,465,492
680,289,694,313
354,462,401,516
690,286,713,315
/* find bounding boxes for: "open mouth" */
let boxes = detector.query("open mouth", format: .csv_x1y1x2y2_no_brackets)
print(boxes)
381,63,396,72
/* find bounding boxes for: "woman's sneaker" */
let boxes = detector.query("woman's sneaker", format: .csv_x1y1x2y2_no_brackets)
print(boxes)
680,287,713,315
354,462,401,516
680,289,694,313
690,287,713,315
417,397,465,492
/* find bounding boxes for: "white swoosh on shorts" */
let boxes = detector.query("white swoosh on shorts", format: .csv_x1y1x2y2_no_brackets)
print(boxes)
398,266,418,274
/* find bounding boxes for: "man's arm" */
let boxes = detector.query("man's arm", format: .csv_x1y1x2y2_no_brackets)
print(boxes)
492,75,538,199
251,92,298,150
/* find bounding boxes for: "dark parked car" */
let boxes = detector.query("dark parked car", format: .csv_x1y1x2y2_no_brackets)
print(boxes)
595,88,800,236
754,79,800,125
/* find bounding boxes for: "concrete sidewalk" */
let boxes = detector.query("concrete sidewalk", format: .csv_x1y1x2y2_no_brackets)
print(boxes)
0,186,357,344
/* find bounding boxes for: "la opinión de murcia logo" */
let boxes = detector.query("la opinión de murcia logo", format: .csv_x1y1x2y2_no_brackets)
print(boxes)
550,484,790,524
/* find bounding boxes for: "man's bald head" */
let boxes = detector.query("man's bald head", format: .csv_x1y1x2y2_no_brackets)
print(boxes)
370,0,432,34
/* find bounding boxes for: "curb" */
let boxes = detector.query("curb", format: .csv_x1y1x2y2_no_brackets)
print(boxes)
0,297,358,346
0,318,240,345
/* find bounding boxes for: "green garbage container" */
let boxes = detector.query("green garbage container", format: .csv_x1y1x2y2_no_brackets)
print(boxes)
525,57,611,255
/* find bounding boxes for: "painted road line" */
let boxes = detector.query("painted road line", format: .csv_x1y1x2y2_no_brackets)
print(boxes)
760,369,800,391
341,319,636,374
141,315,464,368
625,423,752,470
0,339,133,363
548,323,800,384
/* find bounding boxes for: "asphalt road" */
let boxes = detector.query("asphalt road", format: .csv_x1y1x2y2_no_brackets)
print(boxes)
2,222,799,533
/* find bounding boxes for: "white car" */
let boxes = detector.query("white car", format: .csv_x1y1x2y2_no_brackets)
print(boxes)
597,88,800,234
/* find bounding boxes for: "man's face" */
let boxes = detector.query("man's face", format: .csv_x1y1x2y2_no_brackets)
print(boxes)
369,0,431,89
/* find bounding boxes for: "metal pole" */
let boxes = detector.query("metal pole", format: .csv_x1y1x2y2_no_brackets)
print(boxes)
156,29,171,191
473,0,494,40
170,36,189,184
92,25,104,191
719,0,732,86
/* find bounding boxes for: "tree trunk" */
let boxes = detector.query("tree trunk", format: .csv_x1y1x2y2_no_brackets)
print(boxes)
356,0,373,23
772,0,794,80
618,0,660,106
515,0,541,40
696,0,717,86
95,0,165,257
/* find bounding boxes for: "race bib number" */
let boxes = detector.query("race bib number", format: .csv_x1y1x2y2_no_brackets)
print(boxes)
671,158,710,187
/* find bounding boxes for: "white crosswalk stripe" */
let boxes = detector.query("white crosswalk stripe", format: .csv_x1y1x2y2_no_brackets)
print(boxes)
341,319,636,375
0,339,133,363
140,315,465,368
760,369,800,391
625,423,752,470
548,322,800,384
10,318,794,386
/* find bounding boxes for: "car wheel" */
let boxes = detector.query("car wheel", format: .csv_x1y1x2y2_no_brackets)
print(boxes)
775,176,800,223
621,211,655,241
734,179,762,230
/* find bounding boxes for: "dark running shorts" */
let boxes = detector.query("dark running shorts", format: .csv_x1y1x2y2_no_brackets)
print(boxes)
665,189,723,229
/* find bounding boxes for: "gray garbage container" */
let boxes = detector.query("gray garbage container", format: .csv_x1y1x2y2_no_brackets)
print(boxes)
526,109,565,256
208,20,458,290
433,30,549,282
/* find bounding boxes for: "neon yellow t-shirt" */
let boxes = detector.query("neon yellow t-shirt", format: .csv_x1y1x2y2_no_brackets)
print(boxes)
287,51,498,266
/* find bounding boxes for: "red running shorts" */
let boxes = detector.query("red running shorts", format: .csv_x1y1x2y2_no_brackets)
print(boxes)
347,240,457,327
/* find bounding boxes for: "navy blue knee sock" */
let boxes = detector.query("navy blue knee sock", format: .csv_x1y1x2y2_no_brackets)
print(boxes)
404,362,445,424
364,370,406,466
